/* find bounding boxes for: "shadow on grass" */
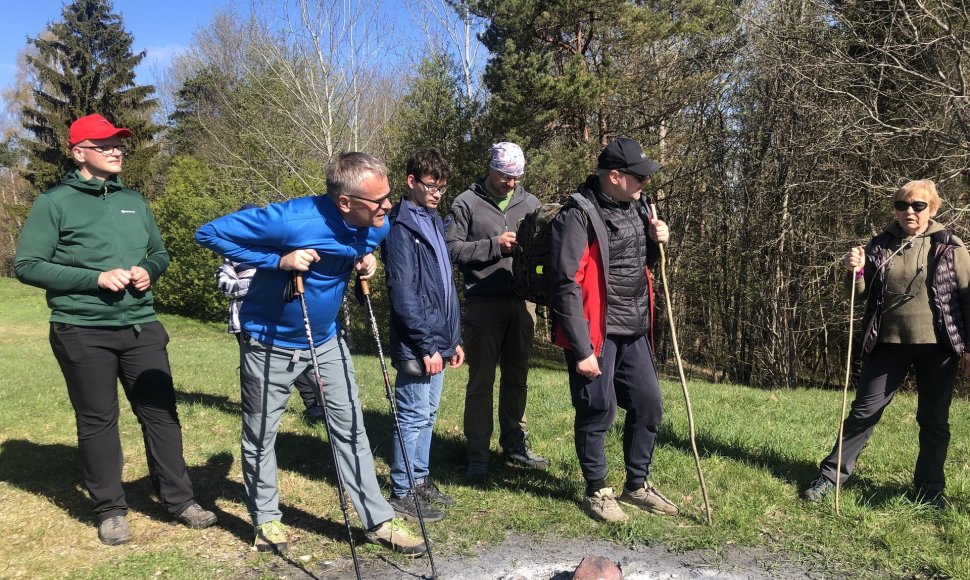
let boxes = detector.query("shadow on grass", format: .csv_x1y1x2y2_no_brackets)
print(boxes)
176,389,240,416
0,440,352,547
655,422,910,506
275,409,578,507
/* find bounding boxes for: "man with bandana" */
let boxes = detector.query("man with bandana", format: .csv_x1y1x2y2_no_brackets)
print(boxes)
444,142,549,483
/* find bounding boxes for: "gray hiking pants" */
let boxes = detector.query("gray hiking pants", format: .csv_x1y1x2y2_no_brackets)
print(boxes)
240,333,394,528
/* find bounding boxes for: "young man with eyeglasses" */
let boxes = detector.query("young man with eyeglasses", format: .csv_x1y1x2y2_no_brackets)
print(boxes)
547,137,679,523
195,152,427,556
444,141,548,483
14,114,217,545
381,149,464,521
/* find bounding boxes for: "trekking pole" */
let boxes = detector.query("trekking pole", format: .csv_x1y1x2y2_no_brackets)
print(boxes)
358,277,437,579
649,200,713,525
835,261,859,516
834,238,912,514
292,273,362,580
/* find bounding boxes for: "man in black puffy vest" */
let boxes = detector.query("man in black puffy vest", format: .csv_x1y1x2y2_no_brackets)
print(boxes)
548,137,678,523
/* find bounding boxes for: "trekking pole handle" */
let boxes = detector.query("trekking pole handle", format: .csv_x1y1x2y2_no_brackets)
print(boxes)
294,272,304,295
359,277,371,296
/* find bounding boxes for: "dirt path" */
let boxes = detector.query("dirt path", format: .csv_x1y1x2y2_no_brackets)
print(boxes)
255,532,828,579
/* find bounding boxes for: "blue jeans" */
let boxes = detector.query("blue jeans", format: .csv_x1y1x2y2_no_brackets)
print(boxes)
390,368,445,498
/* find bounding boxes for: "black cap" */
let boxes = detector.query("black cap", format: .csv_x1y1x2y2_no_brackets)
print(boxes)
597,137,661,178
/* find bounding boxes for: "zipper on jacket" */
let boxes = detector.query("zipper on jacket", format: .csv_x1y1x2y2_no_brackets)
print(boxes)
104,187,130,326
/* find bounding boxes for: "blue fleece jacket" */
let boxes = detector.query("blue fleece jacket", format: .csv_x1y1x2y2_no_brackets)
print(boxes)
196,195,389,349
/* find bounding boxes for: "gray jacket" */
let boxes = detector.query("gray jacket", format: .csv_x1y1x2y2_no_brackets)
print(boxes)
444,179,539,297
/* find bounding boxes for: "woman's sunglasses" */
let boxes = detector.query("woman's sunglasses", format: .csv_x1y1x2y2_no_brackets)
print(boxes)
893,200,928,212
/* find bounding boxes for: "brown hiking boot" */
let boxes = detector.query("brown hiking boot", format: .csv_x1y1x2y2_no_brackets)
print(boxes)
365,518,427,556
582,487,629,523
619,482,679,515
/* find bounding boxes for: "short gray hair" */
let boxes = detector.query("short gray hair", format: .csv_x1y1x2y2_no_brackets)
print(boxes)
326,152,389,198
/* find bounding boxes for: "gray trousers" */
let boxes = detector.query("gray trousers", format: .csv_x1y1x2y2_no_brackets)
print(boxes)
240,334,394,528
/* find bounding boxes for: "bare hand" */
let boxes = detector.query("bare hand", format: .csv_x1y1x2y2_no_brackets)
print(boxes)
279,249,320,271
960,352,970,377
576,353,601,379
649,217,670,244
424,352,444,375
497,231,517,254
129,266,151,291
98,268,132,292
449,345,465,368
844,245,864,272
355,253,378,279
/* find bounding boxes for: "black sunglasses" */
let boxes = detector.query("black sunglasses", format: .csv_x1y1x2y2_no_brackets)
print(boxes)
618,169,649,184
342,191,392,207
893,200,928,213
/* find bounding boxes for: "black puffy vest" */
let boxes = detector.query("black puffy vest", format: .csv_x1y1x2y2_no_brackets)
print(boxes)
861,230,966,356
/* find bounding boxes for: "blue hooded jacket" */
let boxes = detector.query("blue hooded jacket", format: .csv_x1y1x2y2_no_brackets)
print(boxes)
196,195,388,349
382,199,461,363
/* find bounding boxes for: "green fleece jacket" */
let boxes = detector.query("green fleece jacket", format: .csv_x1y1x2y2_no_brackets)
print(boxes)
14,170,169,326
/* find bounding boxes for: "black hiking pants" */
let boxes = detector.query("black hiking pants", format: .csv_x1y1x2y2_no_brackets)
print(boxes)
819,343,957,496
565,334,662,488
50,322,195,523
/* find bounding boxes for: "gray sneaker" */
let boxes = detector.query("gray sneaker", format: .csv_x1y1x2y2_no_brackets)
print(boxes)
389,493,444,523
503,440,550,470
802,475,835,503
176,503,218,529
582,487,628,523
98,515,132,546
416,478,454,507
618,482,679,516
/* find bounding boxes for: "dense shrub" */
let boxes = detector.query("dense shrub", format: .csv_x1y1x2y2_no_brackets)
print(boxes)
152,156,238,321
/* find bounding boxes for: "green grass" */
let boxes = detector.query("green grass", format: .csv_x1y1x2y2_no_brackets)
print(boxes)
0,277,968,578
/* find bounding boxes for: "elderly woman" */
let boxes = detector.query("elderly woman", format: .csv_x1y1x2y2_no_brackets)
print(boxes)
803,179,970,507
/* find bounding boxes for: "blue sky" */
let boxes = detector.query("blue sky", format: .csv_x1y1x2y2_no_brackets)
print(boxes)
0,1,230,90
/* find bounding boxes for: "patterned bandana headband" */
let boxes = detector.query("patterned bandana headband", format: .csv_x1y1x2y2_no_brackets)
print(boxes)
489,142,525,177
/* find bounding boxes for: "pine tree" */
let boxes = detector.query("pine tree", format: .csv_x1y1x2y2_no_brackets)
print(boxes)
21,0,160,192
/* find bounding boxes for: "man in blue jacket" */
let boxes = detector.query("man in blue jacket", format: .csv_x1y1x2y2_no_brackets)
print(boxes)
382,149,464,522
196,152,426,556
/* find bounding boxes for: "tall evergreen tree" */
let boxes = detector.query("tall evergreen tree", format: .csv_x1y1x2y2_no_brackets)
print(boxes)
386,49,485,208
21,0,160,192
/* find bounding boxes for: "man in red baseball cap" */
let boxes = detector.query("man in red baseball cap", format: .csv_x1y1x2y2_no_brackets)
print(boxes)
68,113,133,145
14,114,217,545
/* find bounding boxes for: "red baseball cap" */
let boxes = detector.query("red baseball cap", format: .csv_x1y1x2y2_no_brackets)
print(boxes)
69,114,132,146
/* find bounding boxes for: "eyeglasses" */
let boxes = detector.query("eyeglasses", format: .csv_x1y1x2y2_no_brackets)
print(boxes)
415,178,447,195
342,191,392,207
893,200,928,212
496,173,521,184
619,169,649,184
75,144,127,155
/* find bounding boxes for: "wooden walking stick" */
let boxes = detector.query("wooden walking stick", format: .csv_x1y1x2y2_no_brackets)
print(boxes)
650,199,713,525
835,257,860,516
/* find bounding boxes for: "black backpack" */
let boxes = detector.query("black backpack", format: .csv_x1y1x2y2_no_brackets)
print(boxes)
512,192,594,305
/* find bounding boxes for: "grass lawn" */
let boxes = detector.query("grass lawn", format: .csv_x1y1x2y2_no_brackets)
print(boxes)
0,277,967,579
